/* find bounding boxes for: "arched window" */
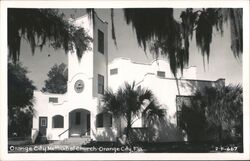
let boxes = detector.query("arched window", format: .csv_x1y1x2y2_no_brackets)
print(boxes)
96,113,112,128
52,115,64,128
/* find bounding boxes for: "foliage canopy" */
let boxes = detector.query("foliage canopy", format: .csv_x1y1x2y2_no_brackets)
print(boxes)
178,84,243,142
8,62,36,137
123,8,242,76
42,63,68,94
8,8,242,77
102,81,165,144
8,8,93,63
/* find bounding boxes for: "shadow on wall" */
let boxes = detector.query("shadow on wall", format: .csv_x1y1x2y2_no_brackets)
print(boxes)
91,115,186,143
93,127,117,141
142,79,225,143
131,117,186,143
152,117,186,142
92,115,120,141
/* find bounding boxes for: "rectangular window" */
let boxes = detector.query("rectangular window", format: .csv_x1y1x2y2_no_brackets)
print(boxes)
41,118,47,126
97,113,104,127
157,71,165,78
98,29,104,54
49,97,58,103
98,74,104,94
75,112,81,125
110,68,118,75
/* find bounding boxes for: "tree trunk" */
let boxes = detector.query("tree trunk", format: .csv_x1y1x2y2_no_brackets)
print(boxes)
175,77,181,95
126,112,132,145
126,124,132,145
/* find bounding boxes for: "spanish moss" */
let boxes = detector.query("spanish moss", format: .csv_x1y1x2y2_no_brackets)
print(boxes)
8,8,92,63
123,8,242,76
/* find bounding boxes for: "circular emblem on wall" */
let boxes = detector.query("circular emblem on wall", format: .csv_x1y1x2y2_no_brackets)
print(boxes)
74,80,84,93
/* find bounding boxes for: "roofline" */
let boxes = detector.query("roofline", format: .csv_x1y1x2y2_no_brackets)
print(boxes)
151,74,225,82
94,12,108,24
72,11,108,24
136,72,225,84
34,90,67,96
73,14,89,21
109,57,196,69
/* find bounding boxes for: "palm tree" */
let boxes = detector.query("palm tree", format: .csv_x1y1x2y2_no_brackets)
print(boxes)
102,81,165,144
204,84,243,142
8,8,92,63
179,84,243,142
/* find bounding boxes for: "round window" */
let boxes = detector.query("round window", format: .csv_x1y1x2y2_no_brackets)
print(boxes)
74,80,84,93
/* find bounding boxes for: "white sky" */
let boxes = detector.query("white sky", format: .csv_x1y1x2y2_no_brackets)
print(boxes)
19,9,242,90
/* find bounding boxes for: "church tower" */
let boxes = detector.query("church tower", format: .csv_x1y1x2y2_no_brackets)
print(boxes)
67,12,108,103
66,12,108,140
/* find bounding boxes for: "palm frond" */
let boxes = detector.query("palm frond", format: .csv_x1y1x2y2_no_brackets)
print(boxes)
138,88,154,104
102,82,165,132
143,100,165,125
179,84,243,141
102,88,122,117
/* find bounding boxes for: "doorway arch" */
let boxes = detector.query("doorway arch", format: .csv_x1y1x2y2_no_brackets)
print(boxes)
69,108,90,137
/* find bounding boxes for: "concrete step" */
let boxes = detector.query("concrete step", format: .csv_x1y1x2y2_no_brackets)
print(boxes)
60,136,91,146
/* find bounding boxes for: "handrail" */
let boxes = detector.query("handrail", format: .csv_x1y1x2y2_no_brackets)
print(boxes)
81,128,91,136
58,128,71,137
59,128,91,138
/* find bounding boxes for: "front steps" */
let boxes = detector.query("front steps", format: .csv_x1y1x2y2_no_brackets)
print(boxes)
51,136,91,146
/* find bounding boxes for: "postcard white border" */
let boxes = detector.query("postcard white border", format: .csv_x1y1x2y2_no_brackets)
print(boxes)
0,0,249,160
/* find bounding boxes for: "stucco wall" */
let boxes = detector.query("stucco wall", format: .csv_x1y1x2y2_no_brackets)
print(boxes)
32,91,100,140
108,58,197,91
32,91,69,140
67,13,110,141
32,13,225,143
140,76,225,142
108,58,225,142
68,15,94,80
32,13,114,142
92,13,108,98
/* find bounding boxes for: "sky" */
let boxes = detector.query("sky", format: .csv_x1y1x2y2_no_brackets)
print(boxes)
19,9,242,90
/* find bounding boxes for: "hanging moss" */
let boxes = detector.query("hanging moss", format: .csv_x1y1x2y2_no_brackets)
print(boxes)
8,8,92,63
123,8,242,76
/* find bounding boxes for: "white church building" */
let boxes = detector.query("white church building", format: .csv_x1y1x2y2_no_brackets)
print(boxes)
31,13,225,143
